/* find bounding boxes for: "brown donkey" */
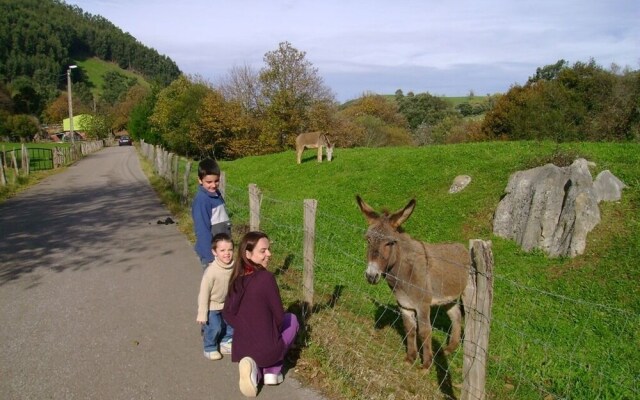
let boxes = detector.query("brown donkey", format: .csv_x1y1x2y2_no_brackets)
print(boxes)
295,131,334,164
356,195,470,370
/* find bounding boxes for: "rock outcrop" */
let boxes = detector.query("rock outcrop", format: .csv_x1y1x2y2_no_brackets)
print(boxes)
593,170,627,203
493,158,625,258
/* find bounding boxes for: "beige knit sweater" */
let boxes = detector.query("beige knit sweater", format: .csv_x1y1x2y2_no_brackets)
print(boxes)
197,258,234,321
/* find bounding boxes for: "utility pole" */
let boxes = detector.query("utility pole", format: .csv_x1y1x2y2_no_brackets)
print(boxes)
67,65,77,144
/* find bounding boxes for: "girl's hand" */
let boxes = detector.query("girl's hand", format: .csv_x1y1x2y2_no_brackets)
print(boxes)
197,319,206,325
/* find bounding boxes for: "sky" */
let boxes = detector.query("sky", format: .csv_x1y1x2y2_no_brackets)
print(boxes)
67,0,639,103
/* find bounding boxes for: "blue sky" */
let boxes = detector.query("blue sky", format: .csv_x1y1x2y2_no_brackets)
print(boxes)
67,0,639,102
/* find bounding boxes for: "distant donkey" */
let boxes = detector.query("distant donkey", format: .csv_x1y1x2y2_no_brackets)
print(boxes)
295,131,334,164
356,195,470,370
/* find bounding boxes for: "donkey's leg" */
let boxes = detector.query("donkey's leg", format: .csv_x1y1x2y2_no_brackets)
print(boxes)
399,307,418,364
317,146,323,162
444,303,462,355
416,307,433,370
296,147,303,164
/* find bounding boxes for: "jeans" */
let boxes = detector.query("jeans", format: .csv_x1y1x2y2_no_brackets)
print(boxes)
203,310,234,352
261,313,299,378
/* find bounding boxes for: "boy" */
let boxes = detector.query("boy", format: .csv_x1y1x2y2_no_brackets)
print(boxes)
197,233,235,360
191,158,232,267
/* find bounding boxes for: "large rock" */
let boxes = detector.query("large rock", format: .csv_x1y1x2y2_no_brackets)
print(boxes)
593,170,627,203
493,158,601,258
449,175,472,193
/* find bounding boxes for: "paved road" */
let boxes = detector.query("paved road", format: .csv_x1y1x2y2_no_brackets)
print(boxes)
0,146,325,400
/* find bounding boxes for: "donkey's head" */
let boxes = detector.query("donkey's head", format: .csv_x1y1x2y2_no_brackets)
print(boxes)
356,195,416,284
326,144,334,161
325,136,334,162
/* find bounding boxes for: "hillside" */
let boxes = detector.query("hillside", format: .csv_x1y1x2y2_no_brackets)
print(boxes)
0,0,180,117
75,57,150,99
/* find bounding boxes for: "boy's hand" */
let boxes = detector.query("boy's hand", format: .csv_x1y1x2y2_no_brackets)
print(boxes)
196,319,206,325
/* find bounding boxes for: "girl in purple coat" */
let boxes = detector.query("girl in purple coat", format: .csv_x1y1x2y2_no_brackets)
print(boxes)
222,231,299,397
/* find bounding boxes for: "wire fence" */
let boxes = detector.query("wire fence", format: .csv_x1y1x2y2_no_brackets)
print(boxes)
140,142,638,400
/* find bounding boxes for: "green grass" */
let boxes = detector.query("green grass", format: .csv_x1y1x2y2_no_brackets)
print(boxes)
442,95,491,107
125,141,640,399
0,142,70,151
74,57,150,98
0,142,74,202
213,142,639,399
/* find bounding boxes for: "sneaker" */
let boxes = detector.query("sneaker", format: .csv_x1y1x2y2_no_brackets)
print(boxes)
220,341,232,355
238,357,258,397
263,373,283,385
204,350,222,360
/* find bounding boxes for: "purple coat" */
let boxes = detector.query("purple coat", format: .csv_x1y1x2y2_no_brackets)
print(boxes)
222,268,286,367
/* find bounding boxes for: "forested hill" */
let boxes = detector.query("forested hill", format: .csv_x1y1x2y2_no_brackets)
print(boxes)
0,0,181,96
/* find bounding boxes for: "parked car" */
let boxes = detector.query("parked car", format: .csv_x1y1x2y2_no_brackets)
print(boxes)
118,135,133,146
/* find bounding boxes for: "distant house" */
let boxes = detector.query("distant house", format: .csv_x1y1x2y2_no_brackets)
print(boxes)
63,114,91,132
60,114,91,141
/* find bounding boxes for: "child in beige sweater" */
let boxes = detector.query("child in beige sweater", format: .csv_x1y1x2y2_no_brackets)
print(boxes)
197,233,234,360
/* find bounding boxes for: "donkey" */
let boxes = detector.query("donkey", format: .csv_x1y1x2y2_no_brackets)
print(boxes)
356,195,470,370
295,131,334,164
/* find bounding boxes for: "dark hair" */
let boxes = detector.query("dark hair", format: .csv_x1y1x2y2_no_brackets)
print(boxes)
228,231,269,293
212,232,233,250
198,158,220,179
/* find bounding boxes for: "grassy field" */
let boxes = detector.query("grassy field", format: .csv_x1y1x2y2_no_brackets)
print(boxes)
141,141,638,399
74,57,149,98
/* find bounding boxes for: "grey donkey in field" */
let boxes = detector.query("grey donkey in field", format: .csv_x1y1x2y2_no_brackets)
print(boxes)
295,131,334,164
356,195,470,370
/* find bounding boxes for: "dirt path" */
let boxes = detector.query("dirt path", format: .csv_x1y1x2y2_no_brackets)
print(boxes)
0,146,325,400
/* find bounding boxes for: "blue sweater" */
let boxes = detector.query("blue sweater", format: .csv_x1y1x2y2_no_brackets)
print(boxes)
191,185,230,264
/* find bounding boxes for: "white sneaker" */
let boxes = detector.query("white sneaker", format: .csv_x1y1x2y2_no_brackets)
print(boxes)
204,350,222,360
220,341,232,355
263,373,283,385
238,357,258,397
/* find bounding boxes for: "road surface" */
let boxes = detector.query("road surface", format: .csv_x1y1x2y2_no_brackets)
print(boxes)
0,146,325,400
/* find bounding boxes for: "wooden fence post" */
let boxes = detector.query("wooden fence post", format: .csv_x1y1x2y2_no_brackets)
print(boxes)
172,155,179,191
182,162,192,205
219,171,226,199
248,183,262,231
461,239,494,400
303,199,317,311
10,151,18,183
21,144,29,176
0,156,6,186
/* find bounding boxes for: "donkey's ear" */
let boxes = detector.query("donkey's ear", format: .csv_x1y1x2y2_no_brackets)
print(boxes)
390,198,416,228
356,195,379,223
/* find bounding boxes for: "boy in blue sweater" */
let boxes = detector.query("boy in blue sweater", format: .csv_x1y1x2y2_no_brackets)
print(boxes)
191,158,232,268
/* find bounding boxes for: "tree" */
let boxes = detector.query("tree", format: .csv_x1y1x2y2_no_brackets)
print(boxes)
396,91,451,131
101,71,137,105
259,41,335,149
150,75,208,156
83,113,111,139
191,89,246,159
483,59,640,142
528,59,568,84
10,76,43,115
217,63,262,114
0,83,12,113
128,86,159,143
7,114,40,141
42,93,69,124
111,83,149,131
338,93,412,146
